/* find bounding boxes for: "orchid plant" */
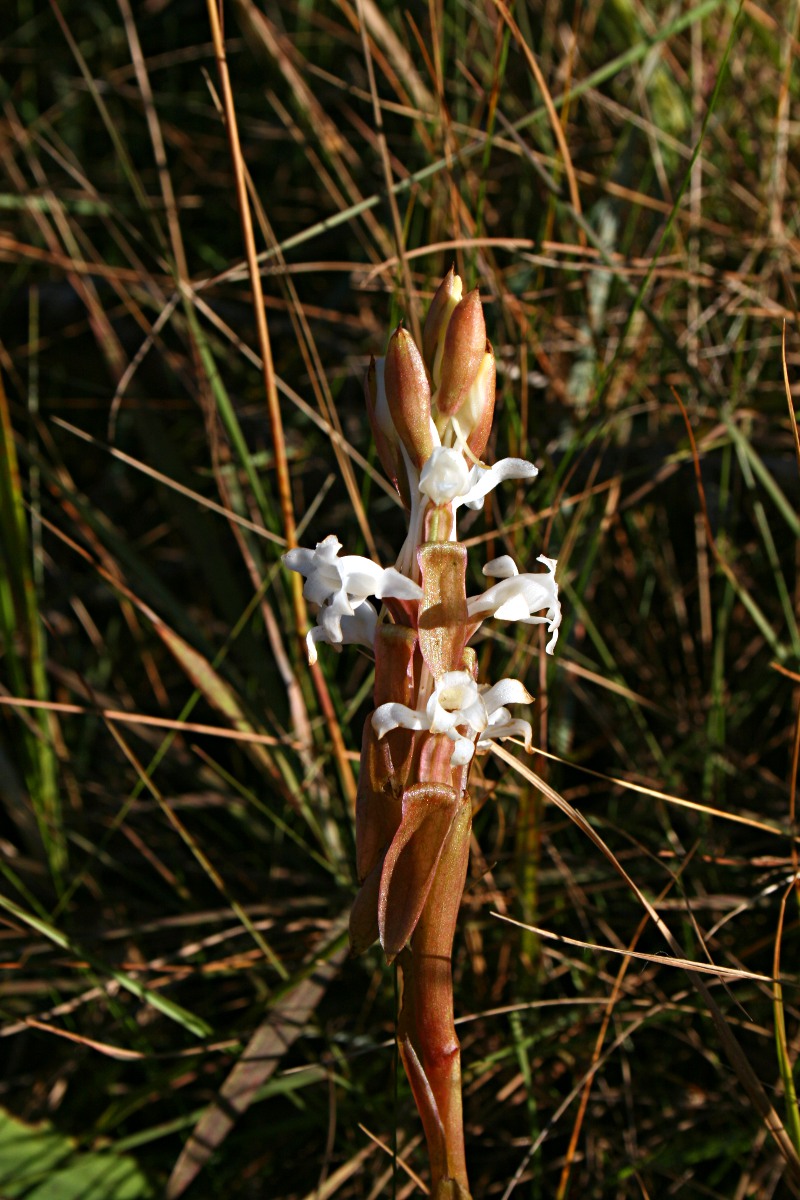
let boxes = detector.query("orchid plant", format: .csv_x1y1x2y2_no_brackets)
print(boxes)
284,270,560,1199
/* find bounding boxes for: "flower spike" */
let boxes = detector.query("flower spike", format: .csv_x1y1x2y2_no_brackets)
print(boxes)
283,270,562,1200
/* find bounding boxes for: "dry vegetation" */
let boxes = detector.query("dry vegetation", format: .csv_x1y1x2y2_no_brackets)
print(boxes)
1,1,800,1197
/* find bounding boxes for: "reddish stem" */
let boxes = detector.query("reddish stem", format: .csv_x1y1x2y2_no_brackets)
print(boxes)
397,798,472,1199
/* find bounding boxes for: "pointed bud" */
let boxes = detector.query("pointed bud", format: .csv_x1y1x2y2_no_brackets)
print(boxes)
365,356,411,508
385,326,434,469
422,266,462,383
460,342,496,459
435,289,486,419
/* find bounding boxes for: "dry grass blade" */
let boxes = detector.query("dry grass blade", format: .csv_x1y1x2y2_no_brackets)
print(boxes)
356,1125,429,1193
555,868,685,1200
23,1017,145,1061
494,915,775,984
166,915,349,1199
491,742,800,1193
205,0,300,609
773,877,800,1154
783,321,800,469
354,0,420,342
490,0,583,239
51,417,286,544
0,695,298,750
527,741,796,839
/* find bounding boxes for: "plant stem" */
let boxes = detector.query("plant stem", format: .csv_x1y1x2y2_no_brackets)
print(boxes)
397,798,472,1199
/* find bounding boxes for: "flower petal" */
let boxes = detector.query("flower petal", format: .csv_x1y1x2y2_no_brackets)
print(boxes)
458,457,538,511
482,555,519,578
373,701,429,739
481,677,533,712
306,600,378,664
476,716,533,753
492,592,533,622
374,567,424,600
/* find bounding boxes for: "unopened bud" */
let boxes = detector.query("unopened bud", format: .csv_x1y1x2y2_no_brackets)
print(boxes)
459,342,496,460
422,266,462,383
384,325,434,469
435,288,486,419
365,356,411,508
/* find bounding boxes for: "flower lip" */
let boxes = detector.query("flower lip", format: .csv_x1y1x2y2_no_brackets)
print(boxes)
418,447,470,505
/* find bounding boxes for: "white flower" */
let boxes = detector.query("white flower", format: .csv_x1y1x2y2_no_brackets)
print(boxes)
372,670,533,766
284,534,422,607
306,600,378,665
417,447,539,513
468,554,561,654
457,458,539,511
283,535,423,662
418,446,470,504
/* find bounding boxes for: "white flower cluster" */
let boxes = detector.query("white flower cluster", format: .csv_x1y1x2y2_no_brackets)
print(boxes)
284,522,561,765
283,270,562,769
284,531,560,665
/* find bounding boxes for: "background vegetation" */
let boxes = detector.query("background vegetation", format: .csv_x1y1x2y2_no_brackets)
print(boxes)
1,0,799,1196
